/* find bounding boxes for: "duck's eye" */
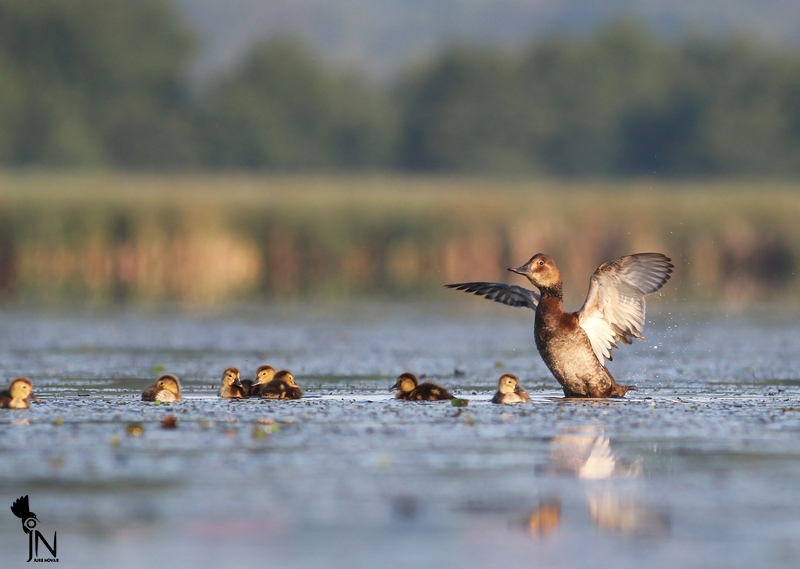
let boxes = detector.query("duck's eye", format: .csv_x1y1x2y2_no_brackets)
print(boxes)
538,260,544,266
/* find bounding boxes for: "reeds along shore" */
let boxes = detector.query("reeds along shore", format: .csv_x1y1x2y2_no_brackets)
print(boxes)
0,173,798,305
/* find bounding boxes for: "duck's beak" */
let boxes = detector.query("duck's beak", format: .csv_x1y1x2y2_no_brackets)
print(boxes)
389,381,399,391
508,262,533,276
233,378,243,388
514,383,525,393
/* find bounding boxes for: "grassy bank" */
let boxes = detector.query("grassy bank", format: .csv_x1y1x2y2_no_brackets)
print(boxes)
0,172,798,306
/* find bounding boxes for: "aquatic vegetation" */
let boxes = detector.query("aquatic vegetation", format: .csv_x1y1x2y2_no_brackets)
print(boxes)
0,173,797,305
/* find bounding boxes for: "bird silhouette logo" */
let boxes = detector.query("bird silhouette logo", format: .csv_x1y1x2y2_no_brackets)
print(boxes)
11,495,39,533
9,495,57,562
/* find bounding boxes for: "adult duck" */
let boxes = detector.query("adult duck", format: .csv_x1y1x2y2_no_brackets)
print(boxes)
446,253,672,397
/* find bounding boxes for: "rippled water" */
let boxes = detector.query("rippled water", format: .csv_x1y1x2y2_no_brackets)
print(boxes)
1,303,799,569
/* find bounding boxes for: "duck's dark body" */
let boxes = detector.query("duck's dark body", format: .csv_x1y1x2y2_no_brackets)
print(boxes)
248,382,269,398
258,371,303,400
404,382,453,401
240,380,255,397
260,382,303,400
535,294,630,398
390,372,453,401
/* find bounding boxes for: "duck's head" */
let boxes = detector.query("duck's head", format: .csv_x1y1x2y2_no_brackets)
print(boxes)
498,373,523,395
390,372,418,394
256,365,276,383
9,377,33,399
222,367,242,388
274,370,295,387
156,374,181,395
508,253,561,290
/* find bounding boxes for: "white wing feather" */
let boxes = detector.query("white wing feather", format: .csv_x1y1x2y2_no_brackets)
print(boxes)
577,253,673,364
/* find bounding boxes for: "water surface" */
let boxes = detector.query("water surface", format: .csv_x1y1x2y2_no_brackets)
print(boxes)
1,303,799,568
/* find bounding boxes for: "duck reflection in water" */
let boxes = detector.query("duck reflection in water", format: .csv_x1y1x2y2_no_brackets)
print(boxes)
524,426,669,539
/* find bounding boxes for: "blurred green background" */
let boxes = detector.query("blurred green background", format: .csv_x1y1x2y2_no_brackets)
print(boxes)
0,0,798,306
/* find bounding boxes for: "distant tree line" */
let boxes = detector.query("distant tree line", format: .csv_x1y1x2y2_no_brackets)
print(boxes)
2,0,800,175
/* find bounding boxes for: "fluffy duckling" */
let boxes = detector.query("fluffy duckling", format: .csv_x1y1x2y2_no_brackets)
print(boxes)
491,373,531,404
390,372,454,401
142,374,183,402
258,370,303,400
447,252,673,398
247,364,276,397
0,378,35,409
218,366,247,399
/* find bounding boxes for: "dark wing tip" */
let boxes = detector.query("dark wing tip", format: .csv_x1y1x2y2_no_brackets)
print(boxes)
444,281,539,310
629,253,675,292
444,282,482,291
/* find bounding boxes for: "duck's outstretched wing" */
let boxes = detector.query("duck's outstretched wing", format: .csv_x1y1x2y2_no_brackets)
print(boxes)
577,253,673,364
444,282,539,310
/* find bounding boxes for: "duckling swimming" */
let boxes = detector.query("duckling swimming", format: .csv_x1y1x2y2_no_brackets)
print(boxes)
390,372,454,401
247,364,276,397
258,370,303,400
218,367,247,399
0,378,35,409
142,374,183,402
491,373,531,404
447,253,673,398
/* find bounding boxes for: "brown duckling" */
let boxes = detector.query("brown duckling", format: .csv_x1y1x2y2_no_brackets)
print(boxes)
0,377,35,409
491,373,531,404
246,364,276,397
447,252,673,398
218,366,247,399
142,374,183,402
258,370,303,400
390,372,454,401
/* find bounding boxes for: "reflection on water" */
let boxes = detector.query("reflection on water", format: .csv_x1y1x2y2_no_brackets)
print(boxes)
550,426,641,479
526,499,562,537
586,489,670,538
525,426,670,540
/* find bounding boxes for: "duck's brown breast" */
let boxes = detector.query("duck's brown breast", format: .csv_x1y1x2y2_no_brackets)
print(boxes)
535,298,616,396
536,297,580,333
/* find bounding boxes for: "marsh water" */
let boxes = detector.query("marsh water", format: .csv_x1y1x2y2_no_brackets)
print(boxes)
1,302,799,568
